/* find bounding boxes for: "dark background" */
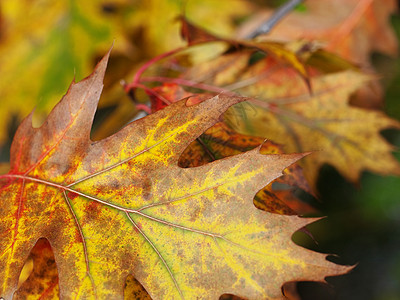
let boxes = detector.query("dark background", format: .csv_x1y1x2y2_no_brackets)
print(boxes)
294,10,400,299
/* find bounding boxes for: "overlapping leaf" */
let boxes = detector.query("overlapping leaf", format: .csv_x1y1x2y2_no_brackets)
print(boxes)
179,33,400,187
225,59,400,186
179,16,309,82
179,122,317,215
147,83,316,215
0,53,347,299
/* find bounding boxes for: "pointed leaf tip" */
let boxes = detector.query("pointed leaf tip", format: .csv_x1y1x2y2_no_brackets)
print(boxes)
92,46,112,79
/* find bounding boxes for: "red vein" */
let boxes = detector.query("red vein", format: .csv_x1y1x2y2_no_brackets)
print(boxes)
125,212,184,300
128,46,187,86
141,76,235,95
62,191,96,298
1,178,25,293
1,175,228,238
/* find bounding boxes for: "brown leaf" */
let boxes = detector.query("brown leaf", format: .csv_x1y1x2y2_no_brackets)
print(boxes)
181,47,400,187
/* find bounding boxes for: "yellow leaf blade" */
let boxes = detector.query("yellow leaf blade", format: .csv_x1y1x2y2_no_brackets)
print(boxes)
0,52,348,299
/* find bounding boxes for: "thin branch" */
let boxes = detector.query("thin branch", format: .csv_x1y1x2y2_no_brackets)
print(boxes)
246,0,304,39
131,47,186,85
141,76,236,95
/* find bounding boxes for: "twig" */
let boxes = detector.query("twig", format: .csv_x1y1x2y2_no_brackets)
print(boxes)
141,76,236,95
131,46,186,85
246,0,304,39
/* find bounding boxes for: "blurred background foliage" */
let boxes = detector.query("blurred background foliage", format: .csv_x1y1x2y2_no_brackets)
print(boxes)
1,0,400,299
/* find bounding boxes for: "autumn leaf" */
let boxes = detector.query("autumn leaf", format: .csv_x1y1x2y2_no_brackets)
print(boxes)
179,43,400,187
146,83,214,114
0,52,347,299
147,83,316,215
225,60,400,186
179,16,310,83
180,122,317,216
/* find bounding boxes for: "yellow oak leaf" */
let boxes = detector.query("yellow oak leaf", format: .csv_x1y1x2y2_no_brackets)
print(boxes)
226,60,400,186
0,52,347,299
